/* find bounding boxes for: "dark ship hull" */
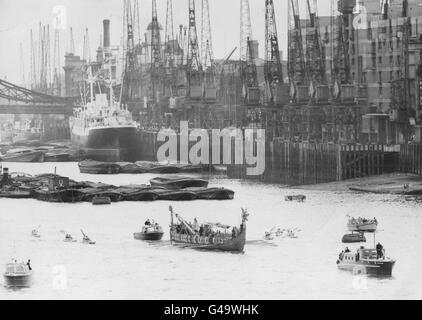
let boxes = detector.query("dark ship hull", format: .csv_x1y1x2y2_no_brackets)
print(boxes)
71,126,138,162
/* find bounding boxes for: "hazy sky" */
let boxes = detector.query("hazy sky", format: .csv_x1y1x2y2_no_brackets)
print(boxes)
0,0,334,84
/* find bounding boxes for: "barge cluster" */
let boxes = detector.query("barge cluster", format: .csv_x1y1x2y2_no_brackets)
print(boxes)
0,168,234,203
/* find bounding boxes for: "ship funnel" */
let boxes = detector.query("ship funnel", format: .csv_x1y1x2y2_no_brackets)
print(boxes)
103,19,110,48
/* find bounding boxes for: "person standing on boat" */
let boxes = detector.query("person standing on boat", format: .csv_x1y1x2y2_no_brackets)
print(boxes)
26,260,32,271
145,219,151,226
376,243,384,259
192,218,199,233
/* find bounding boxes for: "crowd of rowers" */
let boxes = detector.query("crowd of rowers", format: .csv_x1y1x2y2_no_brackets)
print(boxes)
173,218,242,240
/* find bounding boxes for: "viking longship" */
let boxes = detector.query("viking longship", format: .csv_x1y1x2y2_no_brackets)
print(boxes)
169,206,248,253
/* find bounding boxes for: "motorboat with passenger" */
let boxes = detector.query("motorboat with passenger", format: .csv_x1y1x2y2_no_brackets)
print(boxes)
347,216,378,233
337,246,395,277
134,221,164,241
3,260,33,288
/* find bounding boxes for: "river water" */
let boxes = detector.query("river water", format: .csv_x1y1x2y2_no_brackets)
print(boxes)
0,162,421,300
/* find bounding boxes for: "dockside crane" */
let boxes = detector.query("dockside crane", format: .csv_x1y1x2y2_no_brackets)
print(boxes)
150,0,163,101
186,0,203,99
264,0,288,106
201,0,217,101
164,0,177,97
288,0,306,102
333,0,352,89
305,0,326,86
240,0,260,106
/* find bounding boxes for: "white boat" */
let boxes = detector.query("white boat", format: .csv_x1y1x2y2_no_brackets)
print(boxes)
3,261,33,288
347,217,378,233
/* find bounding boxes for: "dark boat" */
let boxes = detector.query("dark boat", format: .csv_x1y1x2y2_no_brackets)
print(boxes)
186,187,235,200
124,190,160,201
342,233,366,243
34,188,85,203
285,195,306,202
92,196,112,205
0,190,32,199
0,149,44,162
78,160,121,174
133,223,164,241
82,190,123,202
44,153,71,162
150,176,209,189
337,247,395,277
155,189,198,201
3,261,33,288
169,206,248,253
147,166,182,174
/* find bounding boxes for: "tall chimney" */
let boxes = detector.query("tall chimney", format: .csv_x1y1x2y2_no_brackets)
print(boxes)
103,19,110,48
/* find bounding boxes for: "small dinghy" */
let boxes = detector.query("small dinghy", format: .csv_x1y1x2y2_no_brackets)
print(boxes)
63,234,77,243
81,230,96,245
3,260,33,288
92,196,112,205
342,232,366,243
134,220,164,241
31,229,41,239
285,195,306,202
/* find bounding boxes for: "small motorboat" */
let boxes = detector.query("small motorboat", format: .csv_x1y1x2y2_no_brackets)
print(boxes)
63,234,77,243
337,247,395,277
134,222,164,241
81,230,96,245
347,216,378,233
285,195,306,202
92,196,112,205
3,260,33,288
342,232,366,243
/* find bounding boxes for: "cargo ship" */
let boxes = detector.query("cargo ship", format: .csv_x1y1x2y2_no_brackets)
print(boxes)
69,65,138,162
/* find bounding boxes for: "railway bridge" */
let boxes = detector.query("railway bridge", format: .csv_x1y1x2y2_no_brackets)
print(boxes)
0,79,76,115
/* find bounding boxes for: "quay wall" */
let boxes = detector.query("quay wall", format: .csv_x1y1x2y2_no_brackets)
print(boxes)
399,144,422,175
227,141,399,186
138,128,402,185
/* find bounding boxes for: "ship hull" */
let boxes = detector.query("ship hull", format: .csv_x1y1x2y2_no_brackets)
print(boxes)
133,232,164,241
0,151,44,162
337,260,395,277
71,126,138,162
170,230,246,253
3,273,33,288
